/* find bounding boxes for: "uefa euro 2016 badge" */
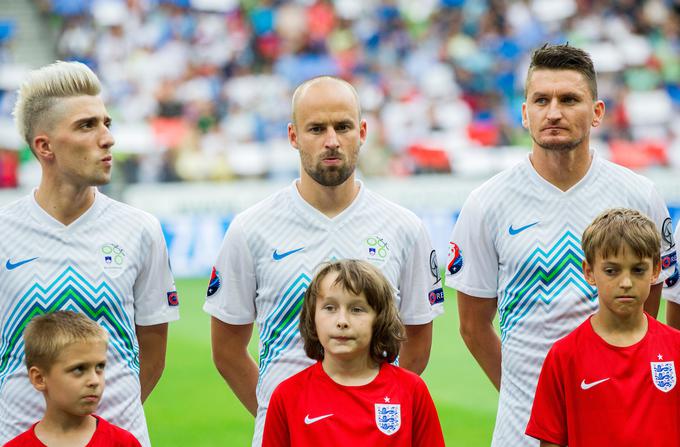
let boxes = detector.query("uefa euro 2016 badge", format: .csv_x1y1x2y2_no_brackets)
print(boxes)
447,241,463,275
375,403,401,435
651,359,676,392
99,243,125,277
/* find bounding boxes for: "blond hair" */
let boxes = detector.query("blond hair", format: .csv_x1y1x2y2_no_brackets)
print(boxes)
13,61,101,151
23,311,108,371
581,208,661,267
300,259,405,364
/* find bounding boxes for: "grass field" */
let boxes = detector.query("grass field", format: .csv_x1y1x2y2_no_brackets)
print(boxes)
143,278,498,446
143,278,670,445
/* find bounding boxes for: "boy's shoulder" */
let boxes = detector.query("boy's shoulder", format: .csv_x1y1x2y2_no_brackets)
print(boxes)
90,415,141,446
2,424,42,447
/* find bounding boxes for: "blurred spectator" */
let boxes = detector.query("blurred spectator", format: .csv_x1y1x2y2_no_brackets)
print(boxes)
0,0,678,185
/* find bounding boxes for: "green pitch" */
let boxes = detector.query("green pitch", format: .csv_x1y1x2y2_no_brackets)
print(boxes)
144,278,498,446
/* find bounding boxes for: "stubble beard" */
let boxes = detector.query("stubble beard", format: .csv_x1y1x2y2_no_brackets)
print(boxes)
303,151,356,187
532,134,584,152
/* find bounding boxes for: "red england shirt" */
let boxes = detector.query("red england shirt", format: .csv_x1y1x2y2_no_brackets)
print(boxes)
263,362,444,447
3,415,141,447
526,314,680,447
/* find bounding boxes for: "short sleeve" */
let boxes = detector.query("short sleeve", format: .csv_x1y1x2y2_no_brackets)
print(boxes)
445,191,498,298
397,221,445,325
133,216,179,326
262,385,291,447
203,217,258,324
663,224,680,303
525,346,567,446
411,377,445,446
646,186,676,286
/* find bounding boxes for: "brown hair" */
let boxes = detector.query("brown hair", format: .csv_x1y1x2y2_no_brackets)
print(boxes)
526,43,598,100
581,208,660,267
23,311,108,371
300,259,405,364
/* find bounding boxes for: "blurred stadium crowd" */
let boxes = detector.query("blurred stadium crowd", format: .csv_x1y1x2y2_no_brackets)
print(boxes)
0,0,679,187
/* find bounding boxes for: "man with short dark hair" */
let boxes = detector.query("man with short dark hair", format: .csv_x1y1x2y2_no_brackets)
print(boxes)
447,44,676,446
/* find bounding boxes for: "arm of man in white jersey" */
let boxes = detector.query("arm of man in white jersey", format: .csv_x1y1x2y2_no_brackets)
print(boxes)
457,292,501,390
400,324,432,374
205,218,259,416
664,224,680,329
397,222,445,375
211,319,258,415
446,195,502,390
133,216,180,402
136,323,169,402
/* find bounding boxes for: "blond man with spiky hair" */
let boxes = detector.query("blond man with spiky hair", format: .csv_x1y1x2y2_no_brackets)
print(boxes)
0,61,179,446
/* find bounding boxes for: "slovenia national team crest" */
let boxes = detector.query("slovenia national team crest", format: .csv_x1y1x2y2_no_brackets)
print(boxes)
365,236,389,264
375,403,401,435
99,243,125,277
651,360,676,392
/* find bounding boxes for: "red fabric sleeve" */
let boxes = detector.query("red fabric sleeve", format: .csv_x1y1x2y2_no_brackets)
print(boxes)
411,377,445,446
262,386,291,447
525,346,567,446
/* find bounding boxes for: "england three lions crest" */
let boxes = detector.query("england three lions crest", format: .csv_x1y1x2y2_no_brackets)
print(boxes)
651,361,676,393
375,403,401,435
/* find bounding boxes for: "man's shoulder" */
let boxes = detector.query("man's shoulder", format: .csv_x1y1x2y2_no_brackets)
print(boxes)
98,194,161,230
360,187,422,224
597,157,655,188
0,194,31,219
232,186,292,224
468,161,527,202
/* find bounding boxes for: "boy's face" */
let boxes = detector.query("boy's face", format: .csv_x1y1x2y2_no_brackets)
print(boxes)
314,272,376,362
583,244,660,319
30,340,107,417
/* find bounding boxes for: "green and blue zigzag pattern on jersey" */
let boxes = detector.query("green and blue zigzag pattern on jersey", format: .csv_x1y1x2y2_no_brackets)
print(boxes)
499,231,597,342
0,266,138,390
258,273,311,379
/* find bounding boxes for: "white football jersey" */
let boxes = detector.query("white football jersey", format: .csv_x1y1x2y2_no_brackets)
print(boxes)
663,224,680,302
204,180,444,447
0,190,179,447
446,151,675,447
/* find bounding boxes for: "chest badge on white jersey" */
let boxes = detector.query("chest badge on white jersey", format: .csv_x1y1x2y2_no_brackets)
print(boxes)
99,243,126,277
365,236,389,264
375,403,400,435
651,359,676,392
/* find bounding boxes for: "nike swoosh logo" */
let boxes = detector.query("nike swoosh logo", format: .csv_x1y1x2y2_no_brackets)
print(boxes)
304,414,333,424
272,247,304,261
5,257,39,270
581,378,610,390
508,222,539,236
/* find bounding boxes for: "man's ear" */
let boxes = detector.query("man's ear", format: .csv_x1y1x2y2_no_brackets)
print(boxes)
288,123,299,150
582,260,596,286
32,135,54,161
28,366,47,392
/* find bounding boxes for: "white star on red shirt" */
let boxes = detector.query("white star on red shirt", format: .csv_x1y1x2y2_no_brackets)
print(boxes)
658,354,664,360
384,397,390,403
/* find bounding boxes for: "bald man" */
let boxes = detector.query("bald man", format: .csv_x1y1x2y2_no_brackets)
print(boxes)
205,76,444,446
